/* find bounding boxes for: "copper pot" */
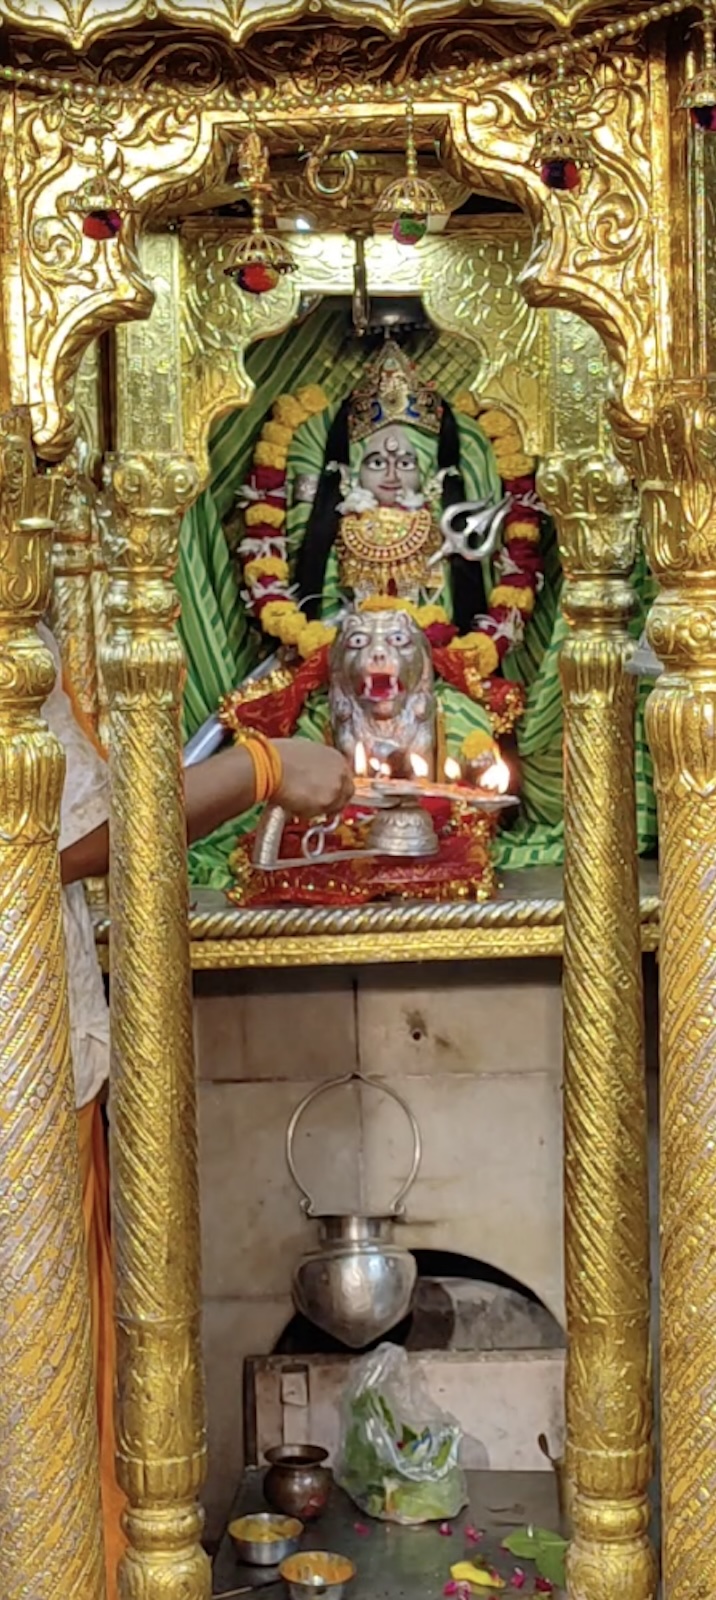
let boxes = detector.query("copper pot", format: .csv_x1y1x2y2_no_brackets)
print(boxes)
264,1445,332,1523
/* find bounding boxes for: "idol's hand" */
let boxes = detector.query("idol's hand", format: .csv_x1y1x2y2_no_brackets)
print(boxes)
273,738,355,819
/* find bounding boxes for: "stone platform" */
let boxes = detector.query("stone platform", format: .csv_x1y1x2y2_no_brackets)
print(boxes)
212,1469,563,1598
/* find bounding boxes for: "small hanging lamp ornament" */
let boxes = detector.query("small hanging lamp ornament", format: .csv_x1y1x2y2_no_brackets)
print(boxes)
60,111,134,239
681,0,716,129
374,102,450,246
531,59,594,192
224,129,296,295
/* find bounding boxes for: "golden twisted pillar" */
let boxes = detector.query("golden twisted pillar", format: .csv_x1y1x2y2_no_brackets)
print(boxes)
0,411,105,1599
537,451,654,1600
631,385,716,1600
100,451,210,1600
49,448,101,733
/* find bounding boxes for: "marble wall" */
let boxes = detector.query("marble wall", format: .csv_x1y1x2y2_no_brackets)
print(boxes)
195,954,659,1539
196,956,567,1536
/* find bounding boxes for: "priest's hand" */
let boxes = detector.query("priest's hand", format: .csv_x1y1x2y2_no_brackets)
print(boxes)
60,735,356,886
273,738,354,819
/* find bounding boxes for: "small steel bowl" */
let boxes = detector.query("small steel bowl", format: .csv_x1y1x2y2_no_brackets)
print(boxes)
228,1512,303,1566
279,1550,356,1599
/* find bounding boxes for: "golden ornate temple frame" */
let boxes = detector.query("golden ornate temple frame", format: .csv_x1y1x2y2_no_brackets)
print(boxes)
0,9,714,1600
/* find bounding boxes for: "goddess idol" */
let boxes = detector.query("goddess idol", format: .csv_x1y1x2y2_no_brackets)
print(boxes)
218,340,547,904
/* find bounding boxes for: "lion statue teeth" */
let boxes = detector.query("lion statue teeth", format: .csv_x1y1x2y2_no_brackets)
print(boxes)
328,608,436,778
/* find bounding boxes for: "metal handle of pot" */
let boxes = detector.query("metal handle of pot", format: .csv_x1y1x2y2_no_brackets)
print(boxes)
286,1070,422,1217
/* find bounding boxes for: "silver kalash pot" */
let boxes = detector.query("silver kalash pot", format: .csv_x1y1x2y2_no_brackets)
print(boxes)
286,1073,422,1350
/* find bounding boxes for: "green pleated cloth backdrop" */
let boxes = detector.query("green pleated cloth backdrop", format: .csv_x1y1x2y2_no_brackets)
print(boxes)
178,306,657,888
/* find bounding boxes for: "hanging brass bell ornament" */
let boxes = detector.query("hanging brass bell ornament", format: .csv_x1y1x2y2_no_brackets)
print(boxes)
57,108,135,240
680,0,716,130
682,70,716,129
530,61,594,192
59,167,134,240
224,132,297,295
531,121,594,192
223,230,297,295
374,104,451,246
374,173,450,245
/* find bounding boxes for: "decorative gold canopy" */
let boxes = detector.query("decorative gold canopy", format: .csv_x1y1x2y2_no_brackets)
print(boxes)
0,0,652,48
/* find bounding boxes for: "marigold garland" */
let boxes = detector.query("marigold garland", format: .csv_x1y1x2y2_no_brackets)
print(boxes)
239,385,336,658
453,393,545,659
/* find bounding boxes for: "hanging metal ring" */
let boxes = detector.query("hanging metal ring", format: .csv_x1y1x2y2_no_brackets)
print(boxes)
304,138,357,201
286,1070,422,1218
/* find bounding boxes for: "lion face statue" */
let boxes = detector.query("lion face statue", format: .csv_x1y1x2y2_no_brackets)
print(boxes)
328,609,436,775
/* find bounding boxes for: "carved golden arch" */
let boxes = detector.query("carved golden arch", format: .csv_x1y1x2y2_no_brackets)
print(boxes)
7,41,667,467
165,221,554,473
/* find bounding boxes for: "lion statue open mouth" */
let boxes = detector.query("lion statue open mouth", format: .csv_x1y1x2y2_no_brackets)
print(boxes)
328,609,436,777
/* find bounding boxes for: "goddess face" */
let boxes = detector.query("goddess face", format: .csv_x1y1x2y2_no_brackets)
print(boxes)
358,424,421,508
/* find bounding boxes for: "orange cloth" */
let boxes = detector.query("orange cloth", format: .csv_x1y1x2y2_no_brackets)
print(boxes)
78,1099,127,1600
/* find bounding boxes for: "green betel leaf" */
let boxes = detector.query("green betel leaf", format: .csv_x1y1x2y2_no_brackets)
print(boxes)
502,1527,567,1570
501,1529,541,1558
535,1537,568,1590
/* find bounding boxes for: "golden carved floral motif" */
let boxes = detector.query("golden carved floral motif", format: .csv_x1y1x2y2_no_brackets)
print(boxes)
13,92,222,457
448,50,657,429
180,230,300,468
2,42,660,459
0,0,620,51
173,221,549,478
629,384,716,582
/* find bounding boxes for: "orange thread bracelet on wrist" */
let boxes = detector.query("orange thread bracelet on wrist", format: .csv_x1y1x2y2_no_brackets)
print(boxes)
233,728,283,805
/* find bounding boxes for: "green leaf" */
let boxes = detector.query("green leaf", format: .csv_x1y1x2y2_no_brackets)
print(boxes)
535,1539,568,1590
501,1527,568,1573
501,1529,540,1558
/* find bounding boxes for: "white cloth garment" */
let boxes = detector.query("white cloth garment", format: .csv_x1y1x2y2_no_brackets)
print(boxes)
38,623,111,1111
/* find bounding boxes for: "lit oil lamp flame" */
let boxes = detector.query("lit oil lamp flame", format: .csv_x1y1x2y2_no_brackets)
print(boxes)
409,752,429,779
354,741,367,778
479,758,511,795
443,756,462,783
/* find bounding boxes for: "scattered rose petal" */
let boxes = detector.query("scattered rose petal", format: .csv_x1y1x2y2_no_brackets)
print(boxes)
439,1522,454,1537
535,1580,553,1594
466,1525,484,1543
443,1585,470,1600
353,1522,370,1537
511,1569,526,1590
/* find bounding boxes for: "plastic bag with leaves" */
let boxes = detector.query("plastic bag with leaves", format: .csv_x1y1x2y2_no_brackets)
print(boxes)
335,1343,468,1526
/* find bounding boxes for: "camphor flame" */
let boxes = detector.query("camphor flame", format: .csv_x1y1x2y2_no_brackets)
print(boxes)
409,752,429,779
479,758,511,795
